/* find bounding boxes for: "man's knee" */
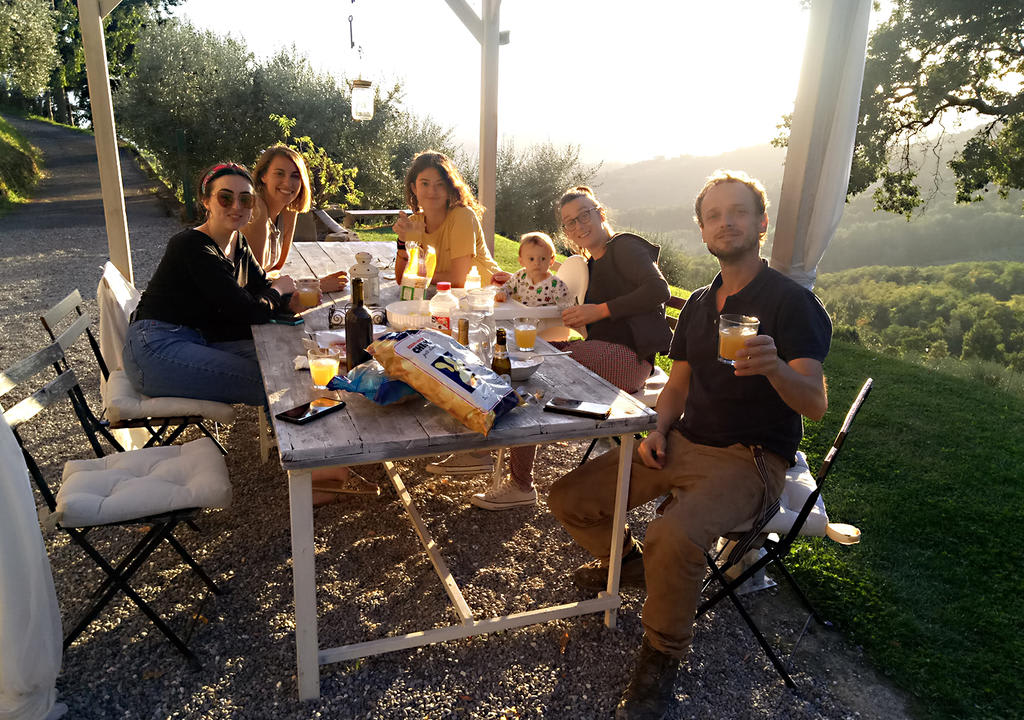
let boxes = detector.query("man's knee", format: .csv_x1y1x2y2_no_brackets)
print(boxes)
644,509,708,568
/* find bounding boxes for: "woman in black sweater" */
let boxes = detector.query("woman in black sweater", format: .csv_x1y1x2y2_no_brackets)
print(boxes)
123,162,304,405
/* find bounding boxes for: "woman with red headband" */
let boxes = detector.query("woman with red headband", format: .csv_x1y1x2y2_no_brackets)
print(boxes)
123,162,302,405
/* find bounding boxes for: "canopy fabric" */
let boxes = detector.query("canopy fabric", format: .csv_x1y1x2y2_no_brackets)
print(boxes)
769,0,871,290
0,414,65,720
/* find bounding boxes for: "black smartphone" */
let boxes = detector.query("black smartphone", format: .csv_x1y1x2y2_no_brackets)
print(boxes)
269,314,304,326
275,397,346,425
543,397,612,420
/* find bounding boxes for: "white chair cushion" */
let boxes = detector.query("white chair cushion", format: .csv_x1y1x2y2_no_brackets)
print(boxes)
56,438,231,527
731,451,829,537
632,366,668,408
102,369,236,425
97,261,140,374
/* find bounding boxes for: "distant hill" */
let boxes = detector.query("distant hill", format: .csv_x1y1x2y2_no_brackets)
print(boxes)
593,134,1024,270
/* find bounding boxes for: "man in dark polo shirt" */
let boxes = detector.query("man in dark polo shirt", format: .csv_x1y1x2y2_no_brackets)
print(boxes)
548,170,831,719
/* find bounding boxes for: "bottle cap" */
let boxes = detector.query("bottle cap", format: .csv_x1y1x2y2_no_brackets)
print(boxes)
437,281,451,292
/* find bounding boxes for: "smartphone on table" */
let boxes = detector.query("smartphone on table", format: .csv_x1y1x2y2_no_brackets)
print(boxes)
275,397,346,425
543,397,612,420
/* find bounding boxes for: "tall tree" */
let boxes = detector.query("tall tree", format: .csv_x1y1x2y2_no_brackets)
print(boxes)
48,0,181,125
850,0,1024,216
0,0,58,98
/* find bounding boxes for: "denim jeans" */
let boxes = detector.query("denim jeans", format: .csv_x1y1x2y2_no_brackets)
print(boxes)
122,319,266,406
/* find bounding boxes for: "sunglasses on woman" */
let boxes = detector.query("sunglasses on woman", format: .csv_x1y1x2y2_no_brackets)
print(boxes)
215,190,255,209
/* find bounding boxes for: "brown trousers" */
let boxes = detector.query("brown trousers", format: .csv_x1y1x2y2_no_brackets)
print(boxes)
548,430,787,658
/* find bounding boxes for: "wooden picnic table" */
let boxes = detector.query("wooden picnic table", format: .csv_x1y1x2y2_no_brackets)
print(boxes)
252,242,658,700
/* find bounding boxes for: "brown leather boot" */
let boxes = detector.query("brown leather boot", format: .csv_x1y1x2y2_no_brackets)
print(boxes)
572,540,645,593
614,636,680,720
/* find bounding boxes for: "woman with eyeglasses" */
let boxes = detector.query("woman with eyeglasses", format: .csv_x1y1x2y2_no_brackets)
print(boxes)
122,162,302,406
472,186,671,511
243,144,347,291
392,151,512,288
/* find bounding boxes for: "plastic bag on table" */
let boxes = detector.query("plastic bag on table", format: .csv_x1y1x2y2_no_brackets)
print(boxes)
369,329,518,435
327,359,421,406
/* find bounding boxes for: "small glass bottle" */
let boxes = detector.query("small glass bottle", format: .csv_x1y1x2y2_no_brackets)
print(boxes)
456,317,470,347
345,278,373,372
491,327,512,381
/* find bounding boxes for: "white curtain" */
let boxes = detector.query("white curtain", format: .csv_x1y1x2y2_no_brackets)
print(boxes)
0,414,65,720
770,0,872,290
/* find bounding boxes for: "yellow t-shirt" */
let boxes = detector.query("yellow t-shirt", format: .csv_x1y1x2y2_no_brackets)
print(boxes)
422,206,502,283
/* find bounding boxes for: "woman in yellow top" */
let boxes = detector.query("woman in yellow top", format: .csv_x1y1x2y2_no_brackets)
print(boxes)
392,151,511,288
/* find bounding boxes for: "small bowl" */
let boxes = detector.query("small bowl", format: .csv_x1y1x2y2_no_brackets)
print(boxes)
385,300,431,331
509,352,544,382
825,522,861,545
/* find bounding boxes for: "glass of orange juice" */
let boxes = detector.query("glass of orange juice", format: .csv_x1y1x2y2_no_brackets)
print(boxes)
307,346,342,389
513,317,537,352
297,278,320,309
718,314,759,365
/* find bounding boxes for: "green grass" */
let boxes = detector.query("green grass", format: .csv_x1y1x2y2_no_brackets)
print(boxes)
353,227,1024,716
793,342,1023,720
0,114,42,216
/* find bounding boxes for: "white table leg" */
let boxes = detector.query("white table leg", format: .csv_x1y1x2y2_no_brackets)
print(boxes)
605,434,635,628
288,469,320,700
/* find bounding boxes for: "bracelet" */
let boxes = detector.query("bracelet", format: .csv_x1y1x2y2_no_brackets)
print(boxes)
396,239,407,250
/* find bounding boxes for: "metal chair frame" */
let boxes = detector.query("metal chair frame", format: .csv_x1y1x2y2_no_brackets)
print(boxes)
1,342,225,667
40,289,226,453
697,378,874,688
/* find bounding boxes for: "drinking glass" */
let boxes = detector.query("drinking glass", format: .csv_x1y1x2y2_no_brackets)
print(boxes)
513,317,537,351
718,314,759,365
307,346,342,389
296,278,320,309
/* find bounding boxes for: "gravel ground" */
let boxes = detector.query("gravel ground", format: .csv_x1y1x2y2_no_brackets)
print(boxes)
0,116,911,720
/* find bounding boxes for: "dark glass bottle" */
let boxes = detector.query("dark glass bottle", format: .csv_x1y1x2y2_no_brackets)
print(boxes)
345,278,373,373
491,327,512,380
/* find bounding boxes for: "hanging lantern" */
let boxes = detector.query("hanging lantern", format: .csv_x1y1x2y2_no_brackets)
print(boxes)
351,79,374,121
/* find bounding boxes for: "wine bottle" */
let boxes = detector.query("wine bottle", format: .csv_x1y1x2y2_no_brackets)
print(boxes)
491,327,512,381
345,278,373,373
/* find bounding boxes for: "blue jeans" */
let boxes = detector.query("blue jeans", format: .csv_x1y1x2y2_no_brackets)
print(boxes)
123,319,266,406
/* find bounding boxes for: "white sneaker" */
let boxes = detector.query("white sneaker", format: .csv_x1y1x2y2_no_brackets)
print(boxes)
425,452,494,475
469,481,538,510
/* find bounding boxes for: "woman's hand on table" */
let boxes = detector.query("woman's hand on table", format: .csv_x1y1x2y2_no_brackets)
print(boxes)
320,270,348,293
638,430,667,470
392,211,423,241
272,275,296,297
561,302,609,328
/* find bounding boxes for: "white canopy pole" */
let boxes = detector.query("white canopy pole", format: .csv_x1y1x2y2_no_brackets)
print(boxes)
770,0,871,290
78,0,132,284
444,0,508,255
478,0,500,253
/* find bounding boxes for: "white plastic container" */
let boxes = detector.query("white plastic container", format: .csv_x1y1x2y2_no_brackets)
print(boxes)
429,281,459,335
464,265,482,291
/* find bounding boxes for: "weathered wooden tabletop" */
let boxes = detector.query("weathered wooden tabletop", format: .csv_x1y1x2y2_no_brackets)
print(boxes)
252,241,657,470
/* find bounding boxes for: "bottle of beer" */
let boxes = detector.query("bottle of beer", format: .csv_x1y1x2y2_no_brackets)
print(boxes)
456,317,470,347
345,278,373,373
491,327,512,381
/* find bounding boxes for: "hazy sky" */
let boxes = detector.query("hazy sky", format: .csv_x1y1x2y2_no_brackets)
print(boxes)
175,1,816,164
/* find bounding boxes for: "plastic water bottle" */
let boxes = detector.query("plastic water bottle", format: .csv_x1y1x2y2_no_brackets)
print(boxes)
429,281,459,335
464,265,482,291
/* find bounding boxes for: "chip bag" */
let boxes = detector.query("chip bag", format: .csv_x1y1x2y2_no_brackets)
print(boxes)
327,359,420,406
369,329,518,435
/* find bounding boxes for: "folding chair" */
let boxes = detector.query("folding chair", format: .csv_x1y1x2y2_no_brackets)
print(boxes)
697,377,873,688
1,342,233,667
40,278,233,453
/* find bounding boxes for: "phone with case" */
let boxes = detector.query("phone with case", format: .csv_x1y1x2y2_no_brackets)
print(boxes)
543,397,612,420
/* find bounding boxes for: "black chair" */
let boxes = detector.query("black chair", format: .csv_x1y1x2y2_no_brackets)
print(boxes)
40,288,230,453
697,378,874,688
1,341,232,667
